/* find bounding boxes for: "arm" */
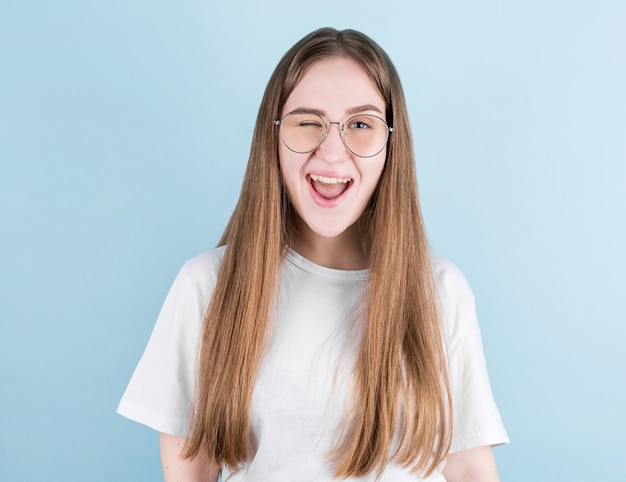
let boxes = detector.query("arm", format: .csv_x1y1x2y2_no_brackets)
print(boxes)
160,433,220,482
442,445,500,482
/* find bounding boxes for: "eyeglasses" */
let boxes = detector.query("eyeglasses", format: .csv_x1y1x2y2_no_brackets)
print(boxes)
274,111,393,158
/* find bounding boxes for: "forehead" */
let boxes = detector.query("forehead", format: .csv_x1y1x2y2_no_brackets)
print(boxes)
283,57,385,116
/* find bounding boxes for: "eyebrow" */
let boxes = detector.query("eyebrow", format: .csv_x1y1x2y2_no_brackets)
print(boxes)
289,104,384,117
346,104,384,115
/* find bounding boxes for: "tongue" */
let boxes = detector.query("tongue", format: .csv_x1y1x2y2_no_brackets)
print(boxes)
312,180,349,200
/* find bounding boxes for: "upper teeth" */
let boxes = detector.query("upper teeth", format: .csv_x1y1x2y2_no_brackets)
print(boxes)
310,174,351,184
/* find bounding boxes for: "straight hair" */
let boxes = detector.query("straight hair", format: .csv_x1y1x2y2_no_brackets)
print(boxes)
183,27,452,478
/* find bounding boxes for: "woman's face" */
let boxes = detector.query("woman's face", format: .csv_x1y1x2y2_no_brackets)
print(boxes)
279,57,387,245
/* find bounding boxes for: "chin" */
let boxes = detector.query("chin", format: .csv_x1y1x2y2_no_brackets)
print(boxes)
302,217,360,240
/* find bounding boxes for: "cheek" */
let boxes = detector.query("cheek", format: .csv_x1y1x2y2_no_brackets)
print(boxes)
278,147,291,183
278,149,303,196
364,156,386,189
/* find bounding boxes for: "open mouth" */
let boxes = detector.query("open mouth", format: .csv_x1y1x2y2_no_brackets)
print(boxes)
308,173,353,200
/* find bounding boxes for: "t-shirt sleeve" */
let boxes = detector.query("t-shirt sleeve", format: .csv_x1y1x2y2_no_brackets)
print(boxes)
433,256,510,453
117,253,217,437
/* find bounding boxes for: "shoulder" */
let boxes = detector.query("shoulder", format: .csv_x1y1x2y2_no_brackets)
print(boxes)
178,245,226,279
169,246,227,300
430,253,474,303
430,253,477,340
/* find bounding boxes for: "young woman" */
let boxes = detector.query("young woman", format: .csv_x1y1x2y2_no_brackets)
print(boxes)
118,27,509,481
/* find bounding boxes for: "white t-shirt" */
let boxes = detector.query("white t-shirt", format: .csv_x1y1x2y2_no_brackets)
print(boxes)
118,247,509,481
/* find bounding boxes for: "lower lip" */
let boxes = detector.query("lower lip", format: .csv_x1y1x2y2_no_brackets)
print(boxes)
308,178,352,208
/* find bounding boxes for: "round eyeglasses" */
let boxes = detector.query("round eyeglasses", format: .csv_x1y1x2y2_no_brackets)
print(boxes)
274,111,393,158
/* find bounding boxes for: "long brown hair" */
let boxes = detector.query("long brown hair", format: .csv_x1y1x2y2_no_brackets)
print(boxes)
183,27,452,477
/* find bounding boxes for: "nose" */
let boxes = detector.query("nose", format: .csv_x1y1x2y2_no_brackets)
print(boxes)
317,122,349,162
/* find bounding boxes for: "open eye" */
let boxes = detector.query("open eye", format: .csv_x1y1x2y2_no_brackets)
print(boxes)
347,116,373,130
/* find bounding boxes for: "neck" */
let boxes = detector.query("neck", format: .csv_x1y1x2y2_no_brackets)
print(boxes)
291,219,369,270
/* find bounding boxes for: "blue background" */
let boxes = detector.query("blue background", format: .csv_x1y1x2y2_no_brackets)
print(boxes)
1,1,624,480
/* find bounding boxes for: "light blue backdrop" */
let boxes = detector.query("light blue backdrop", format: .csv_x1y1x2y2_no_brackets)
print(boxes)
1,1,624,480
